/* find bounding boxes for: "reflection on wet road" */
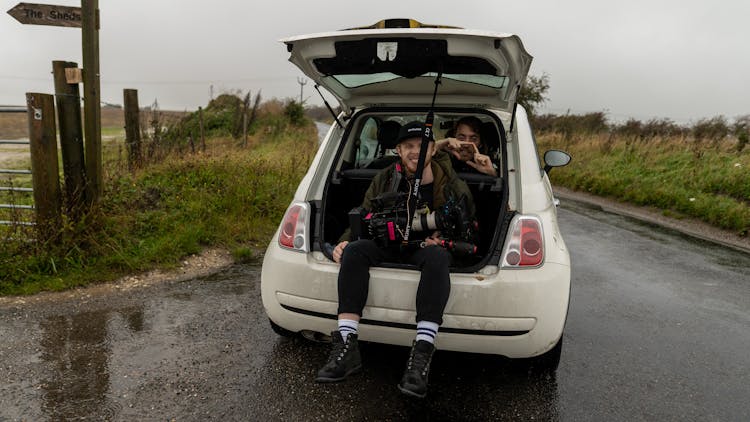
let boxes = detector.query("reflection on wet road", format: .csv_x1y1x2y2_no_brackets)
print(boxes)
38,307,144,420
1,204,749,420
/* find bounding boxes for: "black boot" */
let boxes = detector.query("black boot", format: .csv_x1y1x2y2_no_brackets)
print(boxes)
397,340,435,398
315,331,362,383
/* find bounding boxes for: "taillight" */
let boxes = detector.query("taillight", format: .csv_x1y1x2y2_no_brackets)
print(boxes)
278,202,309,252
502,215,544,268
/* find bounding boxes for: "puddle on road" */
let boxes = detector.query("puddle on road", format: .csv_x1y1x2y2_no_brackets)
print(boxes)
38,308,140,420
0,264,259,421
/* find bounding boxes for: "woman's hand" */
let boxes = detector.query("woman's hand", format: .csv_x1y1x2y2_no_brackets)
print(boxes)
466,152,497,176
332,241,349,263
422,231,443,247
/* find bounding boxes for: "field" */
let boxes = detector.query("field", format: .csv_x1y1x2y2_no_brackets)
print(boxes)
1,107,128,166
1,106,126,139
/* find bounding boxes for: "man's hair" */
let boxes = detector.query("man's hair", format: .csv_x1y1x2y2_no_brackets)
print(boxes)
454,116,482,136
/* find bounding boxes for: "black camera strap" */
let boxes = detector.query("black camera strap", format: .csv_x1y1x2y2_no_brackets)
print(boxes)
402,71,442,245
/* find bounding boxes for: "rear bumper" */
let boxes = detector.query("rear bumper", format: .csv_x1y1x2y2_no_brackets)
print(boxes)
261,245,570,358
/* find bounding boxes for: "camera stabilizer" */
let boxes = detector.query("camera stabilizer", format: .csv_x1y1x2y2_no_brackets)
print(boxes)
348,192,478,256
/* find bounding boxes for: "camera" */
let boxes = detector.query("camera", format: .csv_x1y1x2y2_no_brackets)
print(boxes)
348,192,477,255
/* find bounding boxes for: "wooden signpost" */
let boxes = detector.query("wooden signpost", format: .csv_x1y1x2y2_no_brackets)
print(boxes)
6,2,82,28
8,1,102,205
8,3,82,28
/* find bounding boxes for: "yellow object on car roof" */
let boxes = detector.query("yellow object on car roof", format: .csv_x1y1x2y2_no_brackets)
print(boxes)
344,18,462,30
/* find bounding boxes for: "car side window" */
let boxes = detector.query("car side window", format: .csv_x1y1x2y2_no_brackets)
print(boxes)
354,117,380,168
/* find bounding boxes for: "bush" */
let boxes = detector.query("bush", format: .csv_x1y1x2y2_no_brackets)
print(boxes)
614,117,685,142
733,115,750,153
164,94,242,144
285,101,306,126
532,112,608,135
692,116,729,142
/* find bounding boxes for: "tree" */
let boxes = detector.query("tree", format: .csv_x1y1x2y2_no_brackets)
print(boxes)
284,100,306,126
517,73,550,117
733,115,750,152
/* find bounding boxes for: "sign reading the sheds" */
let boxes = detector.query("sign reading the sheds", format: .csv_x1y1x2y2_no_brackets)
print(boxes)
7,2,82,28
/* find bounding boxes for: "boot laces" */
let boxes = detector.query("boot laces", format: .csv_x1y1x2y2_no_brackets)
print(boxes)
329,337,349,362
408,347,432,375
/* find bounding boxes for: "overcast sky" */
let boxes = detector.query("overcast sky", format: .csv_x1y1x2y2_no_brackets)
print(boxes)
2,0,749,123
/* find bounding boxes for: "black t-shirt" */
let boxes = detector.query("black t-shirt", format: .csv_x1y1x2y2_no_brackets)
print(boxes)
418,183,434,210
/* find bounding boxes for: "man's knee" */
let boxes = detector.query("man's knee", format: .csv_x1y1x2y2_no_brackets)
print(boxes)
341,239,379,265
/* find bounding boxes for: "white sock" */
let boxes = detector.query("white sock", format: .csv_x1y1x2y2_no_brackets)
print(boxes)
416,321,439,344
338,319,359,342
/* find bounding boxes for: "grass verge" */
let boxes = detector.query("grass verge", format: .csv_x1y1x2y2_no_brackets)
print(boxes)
1,115,316,295
538,132,750,236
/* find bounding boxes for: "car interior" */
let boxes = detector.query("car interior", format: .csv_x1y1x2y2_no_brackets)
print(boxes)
319,110,509,269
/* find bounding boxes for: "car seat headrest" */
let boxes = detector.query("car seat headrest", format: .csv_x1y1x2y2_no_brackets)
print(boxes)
377,121,402,152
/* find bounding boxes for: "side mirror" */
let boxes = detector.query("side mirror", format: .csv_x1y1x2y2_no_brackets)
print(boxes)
543,150,571,174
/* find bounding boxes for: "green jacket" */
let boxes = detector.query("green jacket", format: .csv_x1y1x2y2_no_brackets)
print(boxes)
339,151,476,242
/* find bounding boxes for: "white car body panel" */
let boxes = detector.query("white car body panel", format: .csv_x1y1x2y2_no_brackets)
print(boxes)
262,240,568,357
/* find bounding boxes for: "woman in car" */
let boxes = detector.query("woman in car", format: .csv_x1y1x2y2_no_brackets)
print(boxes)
435,116,497,177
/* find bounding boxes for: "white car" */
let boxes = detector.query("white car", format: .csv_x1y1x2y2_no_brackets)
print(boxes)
261,19,571,370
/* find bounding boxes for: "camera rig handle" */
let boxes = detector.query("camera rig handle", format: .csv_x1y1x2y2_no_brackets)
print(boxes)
403,71,442,245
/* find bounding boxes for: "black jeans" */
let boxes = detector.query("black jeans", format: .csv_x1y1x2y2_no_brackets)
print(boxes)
337,239,452,325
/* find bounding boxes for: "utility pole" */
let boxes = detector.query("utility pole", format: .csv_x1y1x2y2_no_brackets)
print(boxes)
297,77,307,104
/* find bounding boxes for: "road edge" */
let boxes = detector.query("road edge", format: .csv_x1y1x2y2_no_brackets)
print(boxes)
553,186,750,255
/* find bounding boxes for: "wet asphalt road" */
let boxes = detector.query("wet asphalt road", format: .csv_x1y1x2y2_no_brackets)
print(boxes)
1,202,750,421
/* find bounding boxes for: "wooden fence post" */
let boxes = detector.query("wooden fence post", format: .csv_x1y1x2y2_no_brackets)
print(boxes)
26,93,62,240
199,106,205,151
123,89,142,168
242,91,250,146
243,111,248,147
82,0,101,204
52,60,87,216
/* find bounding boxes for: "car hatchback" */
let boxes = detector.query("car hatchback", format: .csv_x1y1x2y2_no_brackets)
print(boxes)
261,19,571,370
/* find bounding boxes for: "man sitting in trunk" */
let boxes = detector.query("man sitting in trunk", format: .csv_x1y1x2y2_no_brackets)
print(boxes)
316,121,476,398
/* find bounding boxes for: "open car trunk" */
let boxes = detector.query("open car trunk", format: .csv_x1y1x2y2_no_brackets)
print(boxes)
283,24,532,113
314,108,511,272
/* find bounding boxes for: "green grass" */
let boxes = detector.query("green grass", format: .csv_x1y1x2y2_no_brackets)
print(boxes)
538,132,750,235
0,115,317,295
102,126,125,137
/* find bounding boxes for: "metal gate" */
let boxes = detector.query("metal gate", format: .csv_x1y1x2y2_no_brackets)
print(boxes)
0,106,35,230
